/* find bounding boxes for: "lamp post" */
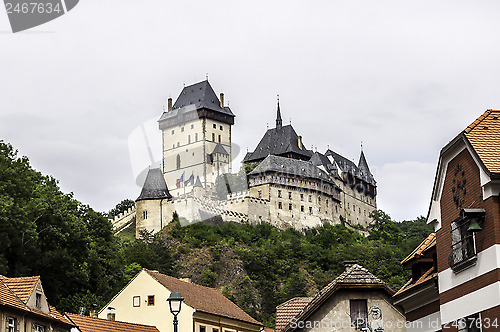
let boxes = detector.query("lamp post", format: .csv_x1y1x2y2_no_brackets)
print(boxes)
167,291,184,332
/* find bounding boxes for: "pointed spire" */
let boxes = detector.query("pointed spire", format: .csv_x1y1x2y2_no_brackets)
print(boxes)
276,94,282,129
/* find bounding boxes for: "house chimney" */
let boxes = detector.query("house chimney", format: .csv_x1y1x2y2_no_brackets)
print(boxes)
344,260,357,271
298,136,303,150
220,93,224,108
168,98,173,112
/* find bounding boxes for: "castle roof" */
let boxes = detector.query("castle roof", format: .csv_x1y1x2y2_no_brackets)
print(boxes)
136,168,172,201
276,264,393,332
357,150,376,185
243,125,312,163
158,80,234,123
194,175,203,188
309,151,337,175
212,142,229,155
249,155,334,185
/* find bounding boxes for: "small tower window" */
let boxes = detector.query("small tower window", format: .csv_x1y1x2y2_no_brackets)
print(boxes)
143,210,148,220
181,127,184,132
212,133,215,142
213,124,216,129
288,203,292,210
171,130,174,135
278,202,282,209
176,154,181,170
220,125,223,130
218,135,221,143
188,135,191,144
191,124,194,129
195,133,198,141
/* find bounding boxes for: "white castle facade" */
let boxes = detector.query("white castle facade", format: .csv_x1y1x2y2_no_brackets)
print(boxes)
111,80,377,237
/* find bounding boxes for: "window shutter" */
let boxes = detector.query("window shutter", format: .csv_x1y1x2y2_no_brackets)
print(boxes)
5,317,9,332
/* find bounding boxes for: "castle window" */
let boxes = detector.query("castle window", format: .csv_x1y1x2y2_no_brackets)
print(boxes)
218,135,221,143
188,135,191,144
212,133,215,141
258,190,262,198
309,207,312,214
278,190,282,198
172,130,174,135
308,195,312,202
326,200,329,208
288,203,292,210
220,125,223,130
143,210,148,220
300,194,304,201
278,202,282,209
176,154,181,169
181,127,184,132
177,142,180,147
213,124,216,129
191,124,194,129
288,192,292,199
318,197,321,205
301,206,304,212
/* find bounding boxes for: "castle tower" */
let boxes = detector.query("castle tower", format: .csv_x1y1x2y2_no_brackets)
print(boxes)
158,80,234,196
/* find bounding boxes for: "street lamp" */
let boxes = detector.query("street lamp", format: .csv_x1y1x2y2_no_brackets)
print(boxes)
167,291,184,332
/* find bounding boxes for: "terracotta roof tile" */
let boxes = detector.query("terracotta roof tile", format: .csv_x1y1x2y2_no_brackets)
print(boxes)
145,269,261,326
275,298,311,332
463,109,500,174
0,276,72,327
66,313,159,332
401,233,436,266
393,266,437,298
0,275,39,303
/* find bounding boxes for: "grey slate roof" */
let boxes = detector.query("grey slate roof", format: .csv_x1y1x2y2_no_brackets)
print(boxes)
194,175,203,188
309,151,337,175
158,80,234,122
358,151,376,185
248,155,334,185
243,125,312,163
325,149,358,174
212,143,229,155
136,168,172,201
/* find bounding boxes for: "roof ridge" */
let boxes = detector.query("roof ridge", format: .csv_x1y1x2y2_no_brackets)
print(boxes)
464,109,493,134
0,277,32,307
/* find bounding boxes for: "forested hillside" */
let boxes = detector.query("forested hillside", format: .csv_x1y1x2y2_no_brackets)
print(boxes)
0,140,433,327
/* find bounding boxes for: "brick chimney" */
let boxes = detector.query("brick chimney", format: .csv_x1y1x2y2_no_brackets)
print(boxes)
220,93,224,108
168,98,173,112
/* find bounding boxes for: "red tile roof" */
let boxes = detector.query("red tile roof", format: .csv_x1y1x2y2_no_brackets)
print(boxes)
276,264,393,332
66,313,159,332
393,266,437,298
145,269,261,326
0,275,73,327
275,298,312,332
464,109,500,174
401,233,436,266
0,275,39,303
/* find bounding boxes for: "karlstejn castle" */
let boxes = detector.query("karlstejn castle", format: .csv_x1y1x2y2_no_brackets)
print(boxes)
111,80,377,237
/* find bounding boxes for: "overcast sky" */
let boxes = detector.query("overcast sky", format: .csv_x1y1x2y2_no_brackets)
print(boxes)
1,1,500,221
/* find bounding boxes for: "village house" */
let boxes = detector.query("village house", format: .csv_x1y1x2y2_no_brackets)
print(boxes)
0,275,73,332
275,262,406,332
65,312,159,332
392,233,439,332
396,109,500,331
98,269,262,332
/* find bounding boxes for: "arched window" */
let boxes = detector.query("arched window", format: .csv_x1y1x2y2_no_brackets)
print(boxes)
176,154,181,170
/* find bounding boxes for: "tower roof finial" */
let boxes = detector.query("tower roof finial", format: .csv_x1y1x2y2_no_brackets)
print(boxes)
276,94,282,129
